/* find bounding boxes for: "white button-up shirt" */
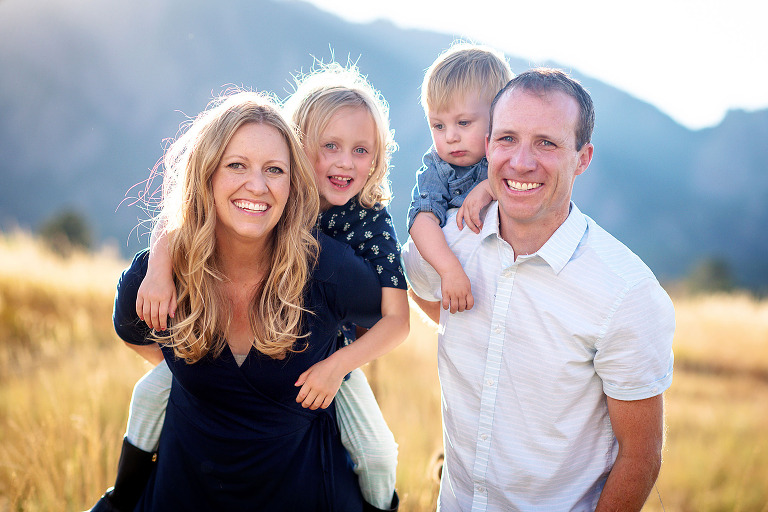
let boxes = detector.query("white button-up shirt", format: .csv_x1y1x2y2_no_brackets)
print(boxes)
401,202,675,512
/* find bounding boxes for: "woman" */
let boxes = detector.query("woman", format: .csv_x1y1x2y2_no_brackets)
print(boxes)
111,90,383,510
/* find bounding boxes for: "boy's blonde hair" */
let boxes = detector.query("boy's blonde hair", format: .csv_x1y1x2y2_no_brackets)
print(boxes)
285,61,397,208
156,90,319,363
421,42,513,115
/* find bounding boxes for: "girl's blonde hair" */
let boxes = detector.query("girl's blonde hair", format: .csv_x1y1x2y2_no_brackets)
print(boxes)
156,89,319,363
421,41,513,115
284,61,397,208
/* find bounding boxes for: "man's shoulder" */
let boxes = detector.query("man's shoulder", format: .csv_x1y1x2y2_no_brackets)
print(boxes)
443,205,497,255
581,215,658,286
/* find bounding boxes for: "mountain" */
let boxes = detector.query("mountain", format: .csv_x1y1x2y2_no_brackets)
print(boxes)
1,0,766,290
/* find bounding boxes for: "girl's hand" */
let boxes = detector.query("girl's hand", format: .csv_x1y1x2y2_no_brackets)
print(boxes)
295,357,346,410
456,180,494,234
136,265,177,331
440,265,474,313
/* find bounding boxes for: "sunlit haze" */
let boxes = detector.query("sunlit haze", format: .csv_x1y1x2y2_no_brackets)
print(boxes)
293,0,768,130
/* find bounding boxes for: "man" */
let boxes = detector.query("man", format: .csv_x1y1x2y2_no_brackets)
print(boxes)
402,68,675,511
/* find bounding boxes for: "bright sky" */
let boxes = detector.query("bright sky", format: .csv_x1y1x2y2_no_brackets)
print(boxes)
299,0,768,130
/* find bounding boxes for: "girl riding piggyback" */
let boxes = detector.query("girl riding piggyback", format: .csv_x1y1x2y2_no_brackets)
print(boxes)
129,62,408,512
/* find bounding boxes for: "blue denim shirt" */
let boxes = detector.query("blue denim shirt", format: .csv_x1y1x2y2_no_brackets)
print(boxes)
407,146,488,231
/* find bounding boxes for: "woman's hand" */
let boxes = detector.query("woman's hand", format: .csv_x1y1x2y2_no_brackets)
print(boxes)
294,357,346,410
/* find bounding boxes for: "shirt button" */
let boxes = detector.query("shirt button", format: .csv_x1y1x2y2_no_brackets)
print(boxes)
486,379,494,386
480,433,488,441
476,485,485,493
494,326,502,334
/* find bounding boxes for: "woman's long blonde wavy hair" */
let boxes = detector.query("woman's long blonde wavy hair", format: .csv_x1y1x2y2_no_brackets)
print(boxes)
155,90,319,363
284,61,397,208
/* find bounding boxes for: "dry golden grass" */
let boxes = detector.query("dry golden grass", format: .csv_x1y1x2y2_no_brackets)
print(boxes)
1,230,767,511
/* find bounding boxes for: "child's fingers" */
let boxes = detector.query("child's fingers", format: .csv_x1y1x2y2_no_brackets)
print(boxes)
466,293,475,311
464,215,480,234
294,370,308,388
309,394,326,410
150,301,161,332
136,296,145,321
142,299,155,330
449,296,460,314
456,207,466,230
301,389,320,409
470,211,483,234
169,292,178,319
295,383,309,404
158,300,170,331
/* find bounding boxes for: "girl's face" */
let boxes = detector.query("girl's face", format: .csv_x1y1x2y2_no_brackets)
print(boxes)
311,106,377,211
211,122,291,246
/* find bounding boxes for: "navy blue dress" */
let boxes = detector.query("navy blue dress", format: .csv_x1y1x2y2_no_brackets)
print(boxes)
317,199,406,346
113,233,382,511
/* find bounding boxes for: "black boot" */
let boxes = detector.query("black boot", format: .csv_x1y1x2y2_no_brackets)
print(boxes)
89,438,156,512
363,491,399,512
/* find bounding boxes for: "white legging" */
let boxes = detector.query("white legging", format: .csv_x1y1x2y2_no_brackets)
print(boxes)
125,362,397,509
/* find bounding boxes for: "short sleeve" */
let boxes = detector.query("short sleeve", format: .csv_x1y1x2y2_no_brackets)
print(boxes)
113,250,154,345
400,236,442,302
351,206,406,290
595,277,675,401
407,148,452,231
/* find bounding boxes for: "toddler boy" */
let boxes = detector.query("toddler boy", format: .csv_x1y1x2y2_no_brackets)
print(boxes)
407,43,513,312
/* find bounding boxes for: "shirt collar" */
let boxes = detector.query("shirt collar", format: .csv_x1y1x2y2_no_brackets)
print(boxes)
482,201,587,274
479,201,503,241
536,202,587,274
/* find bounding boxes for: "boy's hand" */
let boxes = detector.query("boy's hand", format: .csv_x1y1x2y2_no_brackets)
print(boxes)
457,180,494,234
295,358,346,410
440,265,474,313
136,266,177,331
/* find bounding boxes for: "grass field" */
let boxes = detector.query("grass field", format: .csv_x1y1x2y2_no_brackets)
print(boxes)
1,230,767,511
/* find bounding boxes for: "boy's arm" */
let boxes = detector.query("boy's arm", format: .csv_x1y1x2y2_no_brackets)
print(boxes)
410,212,473,313
456,179,495,233
136,217,177,331
407,148,453,234
295,287,410,410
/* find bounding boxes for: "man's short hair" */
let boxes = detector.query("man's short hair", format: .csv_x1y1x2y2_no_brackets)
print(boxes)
490,68,595,150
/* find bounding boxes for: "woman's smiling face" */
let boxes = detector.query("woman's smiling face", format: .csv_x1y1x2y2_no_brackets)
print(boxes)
211,122,291,245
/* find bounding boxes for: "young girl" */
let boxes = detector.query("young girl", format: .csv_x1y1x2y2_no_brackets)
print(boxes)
92,63,408,512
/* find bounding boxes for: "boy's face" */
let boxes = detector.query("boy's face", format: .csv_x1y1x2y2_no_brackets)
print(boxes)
428,93,490,167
